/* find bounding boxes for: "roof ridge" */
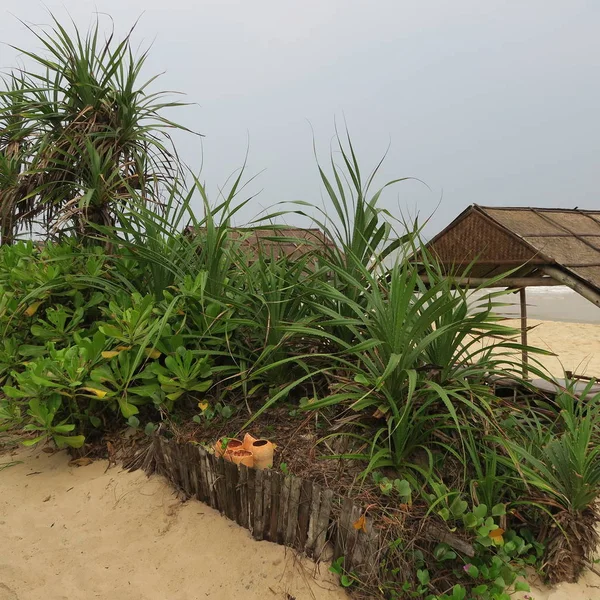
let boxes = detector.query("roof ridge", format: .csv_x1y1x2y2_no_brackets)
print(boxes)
478,205,600,214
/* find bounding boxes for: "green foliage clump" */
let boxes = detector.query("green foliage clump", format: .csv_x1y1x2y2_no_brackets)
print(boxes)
0,240,215,446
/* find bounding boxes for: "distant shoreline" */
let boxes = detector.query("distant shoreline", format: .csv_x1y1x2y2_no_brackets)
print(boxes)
474,286,600,325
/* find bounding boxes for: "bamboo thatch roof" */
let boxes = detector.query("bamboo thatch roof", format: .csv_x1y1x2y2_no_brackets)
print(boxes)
185,226,336,261
428,205,600,304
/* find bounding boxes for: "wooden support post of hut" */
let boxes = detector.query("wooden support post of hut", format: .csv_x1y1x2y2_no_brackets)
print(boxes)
519,287,528,378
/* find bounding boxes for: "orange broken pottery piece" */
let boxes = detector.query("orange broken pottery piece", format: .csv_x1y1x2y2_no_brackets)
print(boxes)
242,433,257,451
248,439,274,470
230,449,254,468
214,438,243,459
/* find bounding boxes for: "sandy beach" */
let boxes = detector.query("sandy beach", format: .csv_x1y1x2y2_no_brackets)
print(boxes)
505,319,600,378
2,448,600,600
0,448,347,600
520,570,600,600
482,285,600,379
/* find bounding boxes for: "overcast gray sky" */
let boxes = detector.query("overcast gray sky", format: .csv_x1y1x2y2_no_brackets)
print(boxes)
1,1,598,235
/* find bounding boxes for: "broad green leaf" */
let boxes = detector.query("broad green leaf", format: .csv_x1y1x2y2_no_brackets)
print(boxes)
466,565,479,578
53,423,75,434
22,435,46,447
127,416,140,428
514,580,530,592
54,435,85,449
3,386,29,399
118,400,139,419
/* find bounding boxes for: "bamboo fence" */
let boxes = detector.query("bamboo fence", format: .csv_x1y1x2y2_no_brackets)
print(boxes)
134,436,381,580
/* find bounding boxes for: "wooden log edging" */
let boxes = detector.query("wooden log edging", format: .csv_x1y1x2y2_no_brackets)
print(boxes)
144,436,380,579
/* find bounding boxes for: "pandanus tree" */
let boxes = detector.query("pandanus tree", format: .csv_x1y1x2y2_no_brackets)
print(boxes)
0,15,192,244
0,74,30,245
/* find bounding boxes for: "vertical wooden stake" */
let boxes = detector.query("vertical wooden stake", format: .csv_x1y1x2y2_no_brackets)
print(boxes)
520,287,528,379
305,483,322,556
253,469,264,540
314,489,334,559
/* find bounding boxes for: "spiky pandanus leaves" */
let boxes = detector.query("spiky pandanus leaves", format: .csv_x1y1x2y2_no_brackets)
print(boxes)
0,14,193,243
257,131,414,345
542,395,600,583
498,382,600,583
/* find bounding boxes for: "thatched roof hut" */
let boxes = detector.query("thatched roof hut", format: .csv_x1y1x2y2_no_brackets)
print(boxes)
185,226,336,262
428,205,600,306
427,205,600,380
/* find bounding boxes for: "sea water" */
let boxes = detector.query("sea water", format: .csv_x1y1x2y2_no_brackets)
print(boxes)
494,286,600,325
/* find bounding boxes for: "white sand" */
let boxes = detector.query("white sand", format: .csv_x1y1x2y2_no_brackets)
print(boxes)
471,285,600,377
517,569,600,600
0,448,348,600
3,449,600,600
505,319,600,378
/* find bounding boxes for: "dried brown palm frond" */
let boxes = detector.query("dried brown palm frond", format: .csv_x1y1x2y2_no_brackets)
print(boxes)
0,73,32,244
544,506,599,583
